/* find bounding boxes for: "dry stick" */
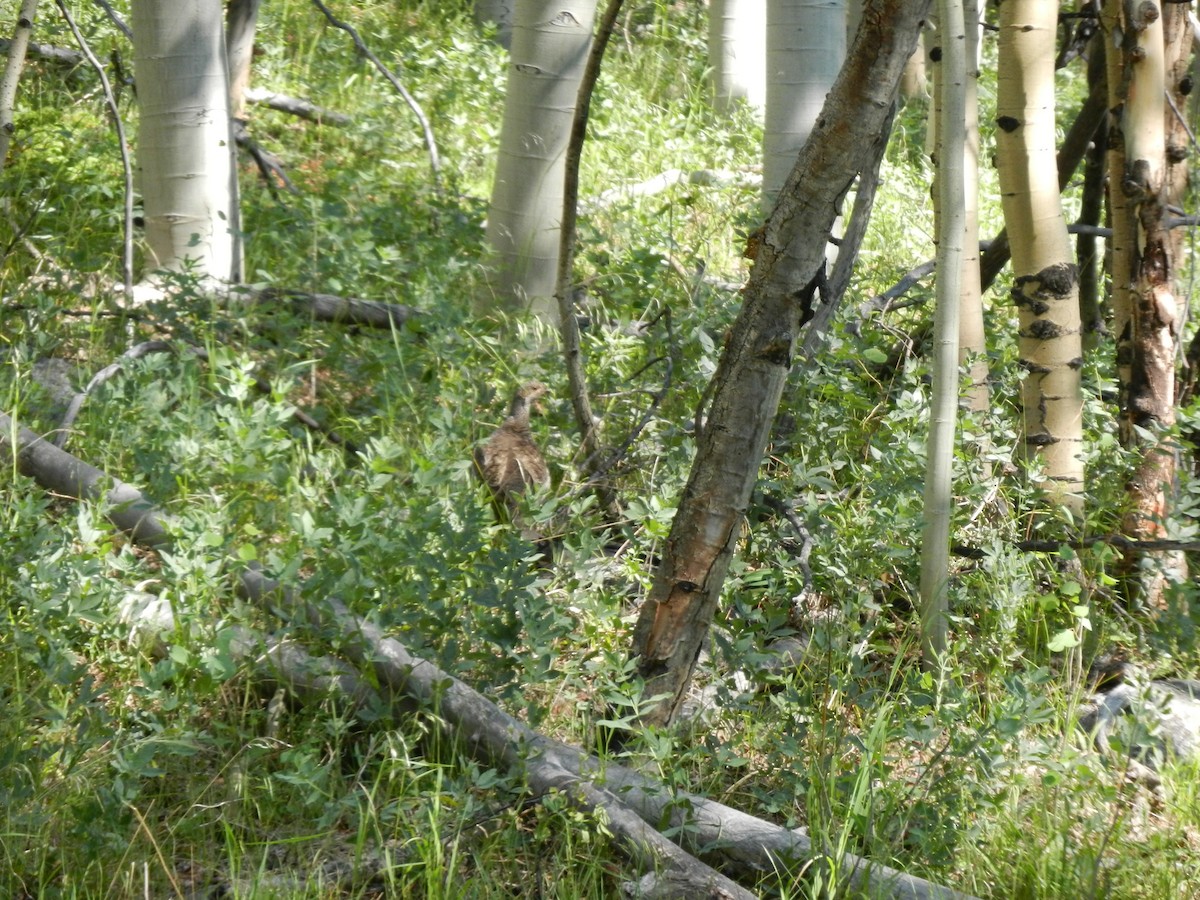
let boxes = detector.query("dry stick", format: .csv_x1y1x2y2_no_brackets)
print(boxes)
570,310,674,499
91,0,133,41
242,576,975,900
0,415,975,900
800,100,898,357
307,0,439,186
554,0,627,527
56,0,134,300
0,0,39,174
238,285,423,330
242,87,350,126
0,38,352,127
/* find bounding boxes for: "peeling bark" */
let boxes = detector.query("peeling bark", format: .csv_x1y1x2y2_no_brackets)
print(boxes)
1102,0,1189,605
627,0,931,728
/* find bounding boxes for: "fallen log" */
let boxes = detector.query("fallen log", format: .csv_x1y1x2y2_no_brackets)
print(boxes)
0,409,979,900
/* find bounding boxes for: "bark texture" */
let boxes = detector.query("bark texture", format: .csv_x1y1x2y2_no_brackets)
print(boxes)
763,0,847,213
0,0,38,173
484,0,597,321
994,0,1084,515
225,0,262,121
919,0,967,666
628,0,931,728
1103,0,1189,604
132,0,242,285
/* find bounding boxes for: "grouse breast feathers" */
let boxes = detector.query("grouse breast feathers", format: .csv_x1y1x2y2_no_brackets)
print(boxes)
474,381,550,516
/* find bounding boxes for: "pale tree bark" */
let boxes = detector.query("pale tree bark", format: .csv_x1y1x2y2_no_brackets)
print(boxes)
483,0,596,323
762,0,846,213
131,0,242,290
708,0,766,113
226,0,262,122
475,0,515,49
1102,0,1189,605
627,0,930,729
1077,40,1106,347
919,0,967,668
0,0,38,174
958,0,986,417
930,1,986,415
994,0,1084,517
900,26,929,101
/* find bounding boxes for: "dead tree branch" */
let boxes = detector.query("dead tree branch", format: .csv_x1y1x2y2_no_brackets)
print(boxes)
554,0,628,528
307,0,439,185
0,411,979,900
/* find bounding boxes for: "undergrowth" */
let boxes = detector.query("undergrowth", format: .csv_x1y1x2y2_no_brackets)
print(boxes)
0,1,1198,898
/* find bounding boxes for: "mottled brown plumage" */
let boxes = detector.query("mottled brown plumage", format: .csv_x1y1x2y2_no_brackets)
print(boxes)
474,382,551,530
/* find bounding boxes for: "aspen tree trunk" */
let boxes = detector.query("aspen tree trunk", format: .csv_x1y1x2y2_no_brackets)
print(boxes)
1077,40,1106,348
900,27,929,101
226,0,262,122
708,0,766,113
930,0,986,415
627,0,929,729
475,0,515,49
919,0,967,668
1102,0,1189,605
762,0,846,213
131,0,242,287
484,0,596,323
994,0,1083,516
0,0,38,174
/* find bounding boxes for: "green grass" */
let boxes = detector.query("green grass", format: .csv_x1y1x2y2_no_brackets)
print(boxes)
1,2,1198,897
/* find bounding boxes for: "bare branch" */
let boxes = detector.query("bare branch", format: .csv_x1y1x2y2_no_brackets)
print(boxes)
307,0,439,185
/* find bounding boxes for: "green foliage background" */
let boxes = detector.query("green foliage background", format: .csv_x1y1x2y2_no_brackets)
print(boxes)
0,1,1198,897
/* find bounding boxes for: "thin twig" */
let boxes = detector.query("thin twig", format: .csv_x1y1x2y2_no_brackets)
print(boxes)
571,308,673,496
91,0,133,40
554,0,627,527
952,534,1200,559
307,0,439,186
56,0,134,299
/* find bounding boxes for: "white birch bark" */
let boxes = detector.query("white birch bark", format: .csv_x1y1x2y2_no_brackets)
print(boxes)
0,0,38,174
959,0,986,417
708,0,766,113
995,0,1084,515
484,0,596,323
475,0,515,49
919,0,966,667
132,0,242,289
762,0,845,213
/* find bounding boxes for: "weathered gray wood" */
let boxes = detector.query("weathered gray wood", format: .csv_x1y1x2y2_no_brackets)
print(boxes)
0,411,977,900
0,411,170,545
627,0,934,728
234,286,422,330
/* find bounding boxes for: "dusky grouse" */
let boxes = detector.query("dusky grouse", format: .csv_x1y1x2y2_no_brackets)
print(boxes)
474,382,551,547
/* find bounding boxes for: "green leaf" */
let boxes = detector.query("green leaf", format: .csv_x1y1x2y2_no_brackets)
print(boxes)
1047,629,1079,652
